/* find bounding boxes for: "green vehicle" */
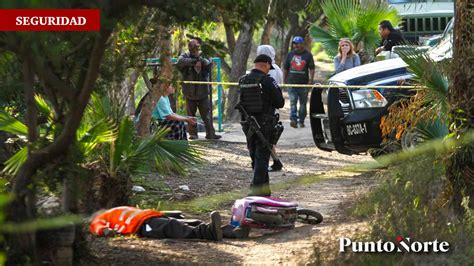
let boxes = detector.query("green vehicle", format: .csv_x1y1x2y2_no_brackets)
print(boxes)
388,0,454,44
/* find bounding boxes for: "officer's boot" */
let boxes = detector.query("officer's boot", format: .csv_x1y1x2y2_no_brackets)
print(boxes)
269,159,283,172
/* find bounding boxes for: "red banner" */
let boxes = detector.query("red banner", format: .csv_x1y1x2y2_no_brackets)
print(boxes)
0,9,100,31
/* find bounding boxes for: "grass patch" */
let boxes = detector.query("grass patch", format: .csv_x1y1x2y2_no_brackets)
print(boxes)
314,51,332,63
129,174,173,209
311,155,474,265
130,169,362,214
157,171,329,213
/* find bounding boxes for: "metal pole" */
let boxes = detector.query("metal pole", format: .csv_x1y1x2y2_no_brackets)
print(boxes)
216,58,223,132
208,63,213,125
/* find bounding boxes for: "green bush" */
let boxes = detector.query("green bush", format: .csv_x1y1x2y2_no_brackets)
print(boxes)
311,42,323,55
314,51,332,63
319,155,474,265
310,0,400,59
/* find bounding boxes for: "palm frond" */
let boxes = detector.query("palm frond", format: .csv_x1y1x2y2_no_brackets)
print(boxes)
324,0,355,38
416,119,449,140
2,146,28,175
85,93,112,123
34,94,54,123
78,118,116,157
310,0,400,58
397,48,449,115
0,111,28,136
310,26,339,57
121,127,203,176
78,94,202,177
149,129,203,175
110,117,134,175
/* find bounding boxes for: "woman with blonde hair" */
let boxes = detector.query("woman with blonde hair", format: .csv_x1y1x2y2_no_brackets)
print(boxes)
334,38,360,74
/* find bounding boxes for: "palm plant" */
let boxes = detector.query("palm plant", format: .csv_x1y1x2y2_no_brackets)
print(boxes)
2,94,201,175
310,0,400,61
0,94,116,175
401,48,450,146
398,49,450,117
86,93,202,176
379,49,450,151
1,94,202,208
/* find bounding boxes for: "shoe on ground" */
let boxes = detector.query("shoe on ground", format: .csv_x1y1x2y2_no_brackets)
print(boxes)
233,226,250,239
298,123,305,128
268,160,283,172
189,135,198,140
209,211,223,241
290,121,297,128
205,134,222,140
221,224,250,239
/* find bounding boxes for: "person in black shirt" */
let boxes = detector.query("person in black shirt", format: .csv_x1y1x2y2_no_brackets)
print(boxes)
283,36,315,128
375,20,405,55
238,54,285,196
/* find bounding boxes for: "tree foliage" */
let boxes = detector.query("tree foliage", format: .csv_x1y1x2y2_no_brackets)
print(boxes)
310,0,400,59
0,0,218,263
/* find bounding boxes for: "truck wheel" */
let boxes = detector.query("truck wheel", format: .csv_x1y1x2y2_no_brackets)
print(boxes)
401,128,425,150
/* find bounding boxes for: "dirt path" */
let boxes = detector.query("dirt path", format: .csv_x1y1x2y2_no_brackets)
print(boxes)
88,141,374,265
87,62,377,265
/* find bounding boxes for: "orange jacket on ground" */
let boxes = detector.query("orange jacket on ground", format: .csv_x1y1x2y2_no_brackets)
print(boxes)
90,206,164,236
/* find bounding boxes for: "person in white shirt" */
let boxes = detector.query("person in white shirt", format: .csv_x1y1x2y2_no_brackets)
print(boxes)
256,45,284,172
257,45,283,84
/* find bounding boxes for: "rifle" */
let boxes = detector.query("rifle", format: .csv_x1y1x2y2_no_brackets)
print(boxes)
236,104,279,161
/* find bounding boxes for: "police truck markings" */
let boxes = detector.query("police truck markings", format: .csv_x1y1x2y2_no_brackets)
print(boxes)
346,123,367,136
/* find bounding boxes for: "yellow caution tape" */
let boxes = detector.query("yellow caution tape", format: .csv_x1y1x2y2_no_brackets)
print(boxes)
180,80,425,89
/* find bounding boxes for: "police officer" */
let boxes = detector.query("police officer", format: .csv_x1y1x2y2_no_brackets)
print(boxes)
238,54,285,196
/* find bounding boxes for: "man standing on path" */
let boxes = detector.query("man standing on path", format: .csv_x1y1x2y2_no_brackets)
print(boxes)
238,54,285,196
177,39,221,140
283,36,315,128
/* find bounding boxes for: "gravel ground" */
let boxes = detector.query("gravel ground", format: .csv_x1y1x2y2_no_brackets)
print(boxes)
86,61,379,265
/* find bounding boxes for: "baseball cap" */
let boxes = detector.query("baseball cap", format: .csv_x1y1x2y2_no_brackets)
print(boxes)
254,54,274,69
188,39,201,49
292,36,304,44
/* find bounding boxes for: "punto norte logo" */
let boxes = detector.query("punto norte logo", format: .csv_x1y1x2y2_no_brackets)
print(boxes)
339,236,450,253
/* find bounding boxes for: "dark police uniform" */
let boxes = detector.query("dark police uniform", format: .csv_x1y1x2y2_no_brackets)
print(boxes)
238,69,284,196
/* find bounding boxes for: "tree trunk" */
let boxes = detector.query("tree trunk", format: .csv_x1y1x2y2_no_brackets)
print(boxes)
5,46,42,265
136,22,172,137
123,69,140,115
261,21,274,45
223,16,236,55
278,2,322,66
260,0,277,45
446,0,474,213
279,25,297,67
225,22,255,121
6,29,112,265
